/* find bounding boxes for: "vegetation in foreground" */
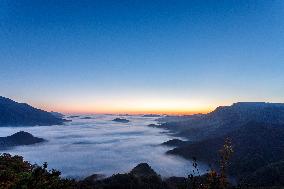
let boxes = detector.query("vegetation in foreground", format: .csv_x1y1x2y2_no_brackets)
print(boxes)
2,139,281,189
0,153,76,189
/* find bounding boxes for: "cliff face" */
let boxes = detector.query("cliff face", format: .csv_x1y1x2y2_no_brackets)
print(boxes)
156,102,284,140
207,102,284,125
164,121,284,187
159,102,284,186
168,122,284,171
0,96,66,126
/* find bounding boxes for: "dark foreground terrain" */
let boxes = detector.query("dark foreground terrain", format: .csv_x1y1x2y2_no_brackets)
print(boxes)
0,150,257,189
155,102,284,188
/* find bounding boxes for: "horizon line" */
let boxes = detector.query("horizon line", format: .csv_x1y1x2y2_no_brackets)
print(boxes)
57,109,213,115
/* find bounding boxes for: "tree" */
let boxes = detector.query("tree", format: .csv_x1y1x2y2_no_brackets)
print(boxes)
0,153,76,189
187,138,234,189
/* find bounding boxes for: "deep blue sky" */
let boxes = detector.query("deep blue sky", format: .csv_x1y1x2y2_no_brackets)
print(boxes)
1,0,284,113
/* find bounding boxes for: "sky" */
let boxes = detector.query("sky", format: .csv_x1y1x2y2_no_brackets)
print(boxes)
1,0,284,114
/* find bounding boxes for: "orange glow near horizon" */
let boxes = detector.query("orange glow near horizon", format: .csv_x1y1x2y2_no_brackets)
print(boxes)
43,106,213,115
34,98,221,115
57,107,212,115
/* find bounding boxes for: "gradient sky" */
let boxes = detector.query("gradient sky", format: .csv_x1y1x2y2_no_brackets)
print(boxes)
1,0,284,114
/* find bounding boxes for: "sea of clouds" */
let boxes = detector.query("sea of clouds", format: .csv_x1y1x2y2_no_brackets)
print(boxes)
0,115,207,179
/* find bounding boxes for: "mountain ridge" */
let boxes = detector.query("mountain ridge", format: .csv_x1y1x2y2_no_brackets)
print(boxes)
158,102,284,186
0,96,67,126
155,102,284,140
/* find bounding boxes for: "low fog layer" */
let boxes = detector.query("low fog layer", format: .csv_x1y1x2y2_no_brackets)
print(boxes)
0,115,207,179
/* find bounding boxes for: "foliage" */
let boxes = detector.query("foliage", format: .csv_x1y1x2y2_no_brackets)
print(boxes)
1,136,282,189
187,138,233,189
0,140,235,189
0,153,76,189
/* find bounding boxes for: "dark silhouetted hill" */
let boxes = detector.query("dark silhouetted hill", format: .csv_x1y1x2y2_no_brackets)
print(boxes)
112,118,130,123
157,102,284,187
0,96,66,126
79,162,166,189
130,163,158,177
0,131,45,149
167,122,284,183
156,102,284,140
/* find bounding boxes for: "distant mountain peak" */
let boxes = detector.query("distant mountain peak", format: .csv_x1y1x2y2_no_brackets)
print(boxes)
0,131,45,149
130,163,158,177
0,96,67,126
10,131,34,138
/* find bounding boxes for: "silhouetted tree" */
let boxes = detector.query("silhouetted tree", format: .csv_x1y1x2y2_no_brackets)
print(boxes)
187,138,233,189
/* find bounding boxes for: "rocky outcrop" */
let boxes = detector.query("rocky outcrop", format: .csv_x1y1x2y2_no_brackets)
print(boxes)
112,118,130,123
